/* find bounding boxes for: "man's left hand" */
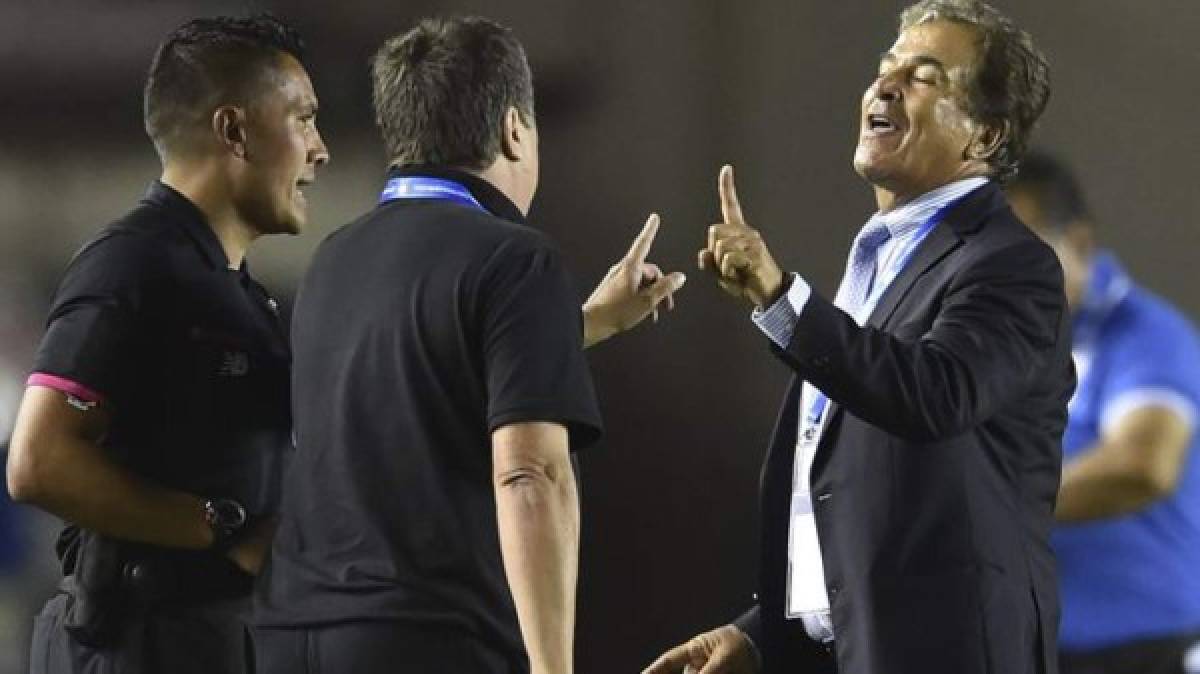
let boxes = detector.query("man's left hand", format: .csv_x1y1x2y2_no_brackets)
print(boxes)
225,516,278,576
583,213,686,349
699,165,786,309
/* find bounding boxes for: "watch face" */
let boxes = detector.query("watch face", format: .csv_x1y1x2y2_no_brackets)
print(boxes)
213,499,247,529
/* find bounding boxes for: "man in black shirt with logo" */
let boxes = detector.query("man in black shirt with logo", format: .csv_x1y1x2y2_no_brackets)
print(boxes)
6,15,328,673
254,16,685,674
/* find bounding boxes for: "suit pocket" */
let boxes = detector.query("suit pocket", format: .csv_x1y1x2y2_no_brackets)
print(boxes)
872,566,989,674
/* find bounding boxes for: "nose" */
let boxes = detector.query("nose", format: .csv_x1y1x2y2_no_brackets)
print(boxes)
876,71,904,103
310,129,330,167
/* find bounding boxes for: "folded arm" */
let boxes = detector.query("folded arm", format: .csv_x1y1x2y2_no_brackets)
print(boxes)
7,385,212,549
1057,403,1192,522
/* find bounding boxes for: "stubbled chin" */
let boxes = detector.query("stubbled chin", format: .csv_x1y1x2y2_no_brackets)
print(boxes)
853,147,898,186
854,144,884,176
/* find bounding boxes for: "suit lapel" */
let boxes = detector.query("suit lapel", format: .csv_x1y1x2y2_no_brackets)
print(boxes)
811,183,1006,464
865,223,962,330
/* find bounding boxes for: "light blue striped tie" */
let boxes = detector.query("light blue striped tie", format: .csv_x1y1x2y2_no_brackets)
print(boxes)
837,219,893,318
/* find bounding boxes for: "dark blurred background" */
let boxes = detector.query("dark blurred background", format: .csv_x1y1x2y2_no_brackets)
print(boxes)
1,1,1198,672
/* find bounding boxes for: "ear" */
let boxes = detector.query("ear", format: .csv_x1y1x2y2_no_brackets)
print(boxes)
499,106,527,162
965,119,1009,163
212,105,249,160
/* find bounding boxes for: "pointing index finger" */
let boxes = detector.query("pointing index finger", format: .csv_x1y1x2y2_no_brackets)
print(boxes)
626,213,661,264
719,164,745,227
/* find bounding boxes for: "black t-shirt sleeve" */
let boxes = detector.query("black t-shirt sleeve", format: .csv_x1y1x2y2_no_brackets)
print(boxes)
31,232,154,402
480,240,603,449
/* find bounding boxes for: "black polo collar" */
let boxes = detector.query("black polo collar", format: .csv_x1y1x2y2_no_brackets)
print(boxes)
141,180,243,272
384,166,527,225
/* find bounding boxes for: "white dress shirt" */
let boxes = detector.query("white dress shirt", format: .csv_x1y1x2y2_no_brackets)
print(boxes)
749,176,988,644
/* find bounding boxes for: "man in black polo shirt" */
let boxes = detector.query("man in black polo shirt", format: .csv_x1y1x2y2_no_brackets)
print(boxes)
254,16,684,674
6,15,328,673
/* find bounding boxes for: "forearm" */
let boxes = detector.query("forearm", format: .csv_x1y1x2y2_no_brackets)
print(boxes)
9,434,210,549
495,466,579,674
581,305,611,350
1056,447,1169,522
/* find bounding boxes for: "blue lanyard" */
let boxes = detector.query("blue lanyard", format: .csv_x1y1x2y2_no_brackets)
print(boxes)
803,199,961,436
379,176,486,212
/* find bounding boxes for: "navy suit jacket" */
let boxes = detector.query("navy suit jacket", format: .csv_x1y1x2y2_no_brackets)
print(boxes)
735,183,1074,674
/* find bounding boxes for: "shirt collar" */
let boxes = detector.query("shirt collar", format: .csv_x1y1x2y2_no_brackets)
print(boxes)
870,176,990,239
141,181,242,272
384,166,526,225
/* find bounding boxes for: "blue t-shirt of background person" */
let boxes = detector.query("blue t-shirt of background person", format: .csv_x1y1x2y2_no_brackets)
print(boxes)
0,450,28,574
1054,251,1200,650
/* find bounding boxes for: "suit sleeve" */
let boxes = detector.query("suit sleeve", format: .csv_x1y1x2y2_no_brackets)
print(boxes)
776,236,1066,442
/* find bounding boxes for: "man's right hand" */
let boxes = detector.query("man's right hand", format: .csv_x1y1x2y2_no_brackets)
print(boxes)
699,166,786,310
642,624,759,674
583,213,686,349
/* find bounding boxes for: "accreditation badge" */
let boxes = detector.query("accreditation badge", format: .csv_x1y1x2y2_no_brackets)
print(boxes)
786,488,831,618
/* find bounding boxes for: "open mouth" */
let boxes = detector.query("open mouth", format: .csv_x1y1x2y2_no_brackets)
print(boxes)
866,113,898,133
295,178,313,198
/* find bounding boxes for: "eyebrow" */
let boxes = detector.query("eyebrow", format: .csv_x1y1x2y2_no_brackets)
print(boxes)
879,52,950,75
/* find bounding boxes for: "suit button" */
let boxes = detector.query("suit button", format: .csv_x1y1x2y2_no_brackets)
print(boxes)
816,492,832,503
828,585,840,596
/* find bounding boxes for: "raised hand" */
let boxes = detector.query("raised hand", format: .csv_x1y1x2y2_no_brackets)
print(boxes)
699,165,785,309
583,213,686,348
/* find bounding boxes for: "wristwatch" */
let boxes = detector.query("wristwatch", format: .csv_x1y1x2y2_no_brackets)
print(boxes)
203,497,248,553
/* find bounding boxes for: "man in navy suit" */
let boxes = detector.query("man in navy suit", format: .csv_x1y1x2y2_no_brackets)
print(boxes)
645,1,1071,673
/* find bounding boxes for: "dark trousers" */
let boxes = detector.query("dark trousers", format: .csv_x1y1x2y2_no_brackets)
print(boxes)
254,622,524,674
28,585,253,674
1060,632,1200,674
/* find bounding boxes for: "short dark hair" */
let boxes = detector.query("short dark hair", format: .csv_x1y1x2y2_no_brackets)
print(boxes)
144,14,306,158
371,17,535,170
900,0,1050,183
1007,150,1090,229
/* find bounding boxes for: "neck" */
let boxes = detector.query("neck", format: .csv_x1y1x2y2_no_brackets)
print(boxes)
161,161,259,269
1066,252,1095,314
873,165,989,213
474,159,530,216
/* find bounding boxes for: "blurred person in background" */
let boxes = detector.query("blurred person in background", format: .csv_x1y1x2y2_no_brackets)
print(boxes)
1009,152,1200,674
645,1,1069,673
253,15,685,674
0,274,59,674
6,14,329,674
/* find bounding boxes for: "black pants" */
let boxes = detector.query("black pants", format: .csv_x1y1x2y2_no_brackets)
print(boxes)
1060,632,1200,674
28,585,253,674
254,622,523,674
